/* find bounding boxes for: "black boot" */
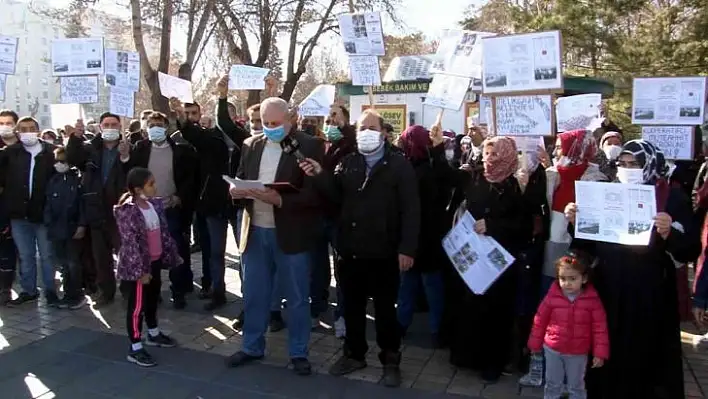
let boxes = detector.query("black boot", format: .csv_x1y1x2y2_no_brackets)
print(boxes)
198,277,212,300
204,290,226,311
380,351,402,388
0,270,14,305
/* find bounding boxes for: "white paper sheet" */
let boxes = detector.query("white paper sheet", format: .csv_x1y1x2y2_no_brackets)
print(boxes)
430,30,494,79
632,77,707,125
222,175,265,190
556,94,602,132
494,95,553,136
348,56,381,86
228,65,270,90
109,86,135,118
0,35,18,75
574,181,657,246
51,37,105,76
423,74,471,111
60,76,98,104
299,85,336,117
442,211,515,295
50,104,86,130
158,72,194,103
338,12,385,56
482,31,563,94
104,49,140,92
641,125,694,160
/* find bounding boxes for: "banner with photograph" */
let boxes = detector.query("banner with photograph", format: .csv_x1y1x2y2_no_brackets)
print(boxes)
51,37,105,76
631,77,707,125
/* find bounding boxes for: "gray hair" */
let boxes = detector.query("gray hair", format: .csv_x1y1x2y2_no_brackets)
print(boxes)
260,97,289,118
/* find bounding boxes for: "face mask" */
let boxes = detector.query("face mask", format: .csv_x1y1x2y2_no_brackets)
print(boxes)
445,149,455,161
101,129,120,141
603,145,622,161
324,125,342,142
0,125,15,138
553,156,570,167
148,126,166,142
616,167,644,184
302,125,316,136
54,162,70,173
356,129,383,154
19,132,39,146
263,125,287,143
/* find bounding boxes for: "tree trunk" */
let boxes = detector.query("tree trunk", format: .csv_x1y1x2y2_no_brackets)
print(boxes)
247,91,261,107
280,78,298,102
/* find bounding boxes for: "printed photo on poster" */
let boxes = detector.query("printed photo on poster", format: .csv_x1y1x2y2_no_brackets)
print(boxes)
632,77,707,125
481,31,563,94
362,104,407,134
424,74,471,111
338,12,385,56
104,49,140,92
60,76,99,104
641,126,694,160
51,37,105,76
494,95,553,136
0,36,18,75
430,30,495,79
556,93,602,132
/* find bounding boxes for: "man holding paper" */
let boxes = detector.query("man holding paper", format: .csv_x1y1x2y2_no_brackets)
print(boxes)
224,97,324,376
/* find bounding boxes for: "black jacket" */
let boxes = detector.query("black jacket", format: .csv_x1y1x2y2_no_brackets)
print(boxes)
322,124,356,171
0,140,56,223
316,143,420,260
524,164,550,242
44,169,84,240
179,99,250,218
123,137,198,225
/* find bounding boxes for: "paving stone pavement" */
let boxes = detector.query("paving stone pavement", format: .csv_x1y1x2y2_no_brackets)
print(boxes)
0,234,705,398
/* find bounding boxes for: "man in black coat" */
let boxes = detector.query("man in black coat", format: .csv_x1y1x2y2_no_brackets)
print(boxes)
121,111,198,309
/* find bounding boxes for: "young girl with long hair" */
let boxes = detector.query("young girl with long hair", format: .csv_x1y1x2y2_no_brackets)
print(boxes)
115,167,183,367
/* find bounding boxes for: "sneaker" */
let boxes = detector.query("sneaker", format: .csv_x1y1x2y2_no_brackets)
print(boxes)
225,351,263,368
146,332,177,348
382,364,402,388
328,356,367,376
8,292,39,306
204,296,226,311
45,291,61,308
127,349,157,367
334,317,346,339
291,357,312,376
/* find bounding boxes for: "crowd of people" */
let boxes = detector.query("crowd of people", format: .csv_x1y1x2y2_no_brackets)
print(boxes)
0,73,707,398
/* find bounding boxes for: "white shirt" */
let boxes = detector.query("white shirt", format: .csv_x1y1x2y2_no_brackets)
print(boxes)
24,143,42,197
251,140,282,228
139,202,160,230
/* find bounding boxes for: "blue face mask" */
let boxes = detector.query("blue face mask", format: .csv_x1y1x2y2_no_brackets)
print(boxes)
148,126,166,142
324,125,342,142
263,125,287,143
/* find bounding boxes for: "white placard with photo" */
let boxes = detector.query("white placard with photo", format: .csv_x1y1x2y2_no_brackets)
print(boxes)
442,210,515,295
338,12,385,56
632,77,707,125
299,85,336,117
228,65,270,90
556,93,602,132
50,104,86,129
104,49,140,92
479,96,491,125
574,181,657,246
60,76,99,104
641,125,694,160
431,30,494,79
424,74,471,111
0,74,6,102
51,37,105,76
349,56,381,86
482,30,563,94
0,36,18,75
494,95,553,136
158,72,194,103
109,86,135,118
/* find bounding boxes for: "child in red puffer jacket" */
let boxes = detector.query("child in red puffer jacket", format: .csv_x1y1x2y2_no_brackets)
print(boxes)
528,252,609,398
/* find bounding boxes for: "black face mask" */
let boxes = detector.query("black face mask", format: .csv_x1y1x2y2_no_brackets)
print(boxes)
302,125,316,136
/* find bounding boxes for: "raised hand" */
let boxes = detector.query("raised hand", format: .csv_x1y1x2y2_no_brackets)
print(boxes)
217,74,229,99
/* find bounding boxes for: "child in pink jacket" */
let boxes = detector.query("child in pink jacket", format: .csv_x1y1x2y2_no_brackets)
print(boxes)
528,252,609,399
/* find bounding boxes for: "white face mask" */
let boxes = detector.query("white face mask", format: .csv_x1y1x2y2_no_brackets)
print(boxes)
616,167,644,184
603,145,622,161
356,129,383,154
0,125,15,138
19,132,39,146
553,156,570,167
54,162,70,173
101,129,120,141
445,149,455,161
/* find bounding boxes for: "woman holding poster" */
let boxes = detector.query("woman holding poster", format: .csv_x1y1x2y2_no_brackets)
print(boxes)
564,140,700,399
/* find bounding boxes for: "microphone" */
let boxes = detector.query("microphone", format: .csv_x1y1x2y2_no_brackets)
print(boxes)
280,135,306,162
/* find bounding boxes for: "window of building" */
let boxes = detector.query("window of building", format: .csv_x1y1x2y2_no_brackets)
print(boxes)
43,104,49,113
43,64,49,73
26,78,31,87
40,117,50,128
15,105,20,112
42,91,48,99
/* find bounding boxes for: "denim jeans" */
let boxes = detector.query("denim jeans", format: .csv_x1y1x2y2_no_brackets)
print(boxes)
205,216,228,294
165,207,193,296
52,239,83,299
11,220,55,296
397,270,445,334
241,226,311,358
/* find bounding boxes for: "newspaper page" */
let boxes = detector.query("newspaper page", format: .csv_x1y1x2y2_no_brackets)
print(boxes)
574,181,657,246
442,211,515,295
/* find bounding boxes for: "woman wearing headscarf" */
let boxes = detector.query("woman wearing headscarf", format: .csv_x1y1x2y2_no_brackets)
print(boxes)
448,136,532,383
542,129,608,295
395,125,454,347
565,140,699,399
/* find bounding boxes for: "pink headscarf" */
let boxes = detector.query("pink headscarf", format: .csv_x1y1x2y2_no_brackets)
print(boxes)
399,125,431,161
483,136,518,183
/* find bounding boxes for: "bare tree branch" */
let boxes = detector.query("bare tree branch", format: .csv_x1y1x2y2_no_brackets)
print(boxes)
186,0,215,66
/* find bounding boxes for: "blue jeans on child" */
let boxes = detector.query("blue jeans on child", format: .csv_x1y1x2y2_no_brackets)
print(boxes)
397,270,445,334
241,226,311,358
544,346,587,399
11,220,55,296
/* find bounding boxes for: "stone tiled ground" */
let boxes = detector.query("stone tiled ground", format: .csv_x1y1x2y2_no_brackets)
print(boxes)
0,233,706,398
